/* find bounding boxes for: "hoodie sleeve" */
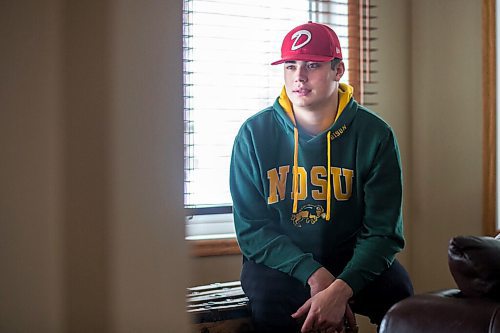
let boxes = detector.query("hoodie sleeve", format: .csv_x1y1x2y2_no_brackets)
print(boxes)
230,127,322,285
337,129,405,294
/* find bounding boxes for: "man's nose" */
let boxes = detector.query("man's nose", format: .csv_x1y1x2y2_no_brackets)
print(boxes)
294,67,307,82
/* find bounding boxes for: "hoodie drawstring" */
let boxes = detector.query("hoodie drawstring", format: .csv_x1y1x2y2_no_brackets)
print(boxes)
326,131,331,221
292,127,299,213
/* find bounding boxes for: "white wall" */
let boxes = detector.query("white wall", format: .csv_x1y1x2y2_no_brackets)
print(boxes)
409,0,483,292
376,0,483,293
1,1,65,330
373,0,413,271
0,0,189,331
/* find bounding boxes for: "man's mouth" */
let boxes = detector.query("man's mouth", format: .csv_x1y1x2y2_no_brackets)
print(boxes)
294,88,311,96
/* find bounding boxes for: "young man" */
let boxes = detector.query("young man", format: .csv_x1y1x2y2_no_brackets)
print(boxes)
230,22,413,333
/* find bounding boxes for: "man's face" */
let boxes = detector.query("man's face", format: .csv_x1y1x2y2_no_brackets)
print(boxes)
283,60,343,111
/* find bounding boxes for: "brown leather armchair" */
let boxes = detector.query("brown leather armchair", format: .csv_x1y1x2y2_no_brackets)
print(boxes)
380,235,500,333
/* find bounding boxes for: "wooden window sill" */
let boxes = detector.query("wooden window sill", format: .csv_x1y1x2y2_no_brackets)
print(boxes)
189,237,241,257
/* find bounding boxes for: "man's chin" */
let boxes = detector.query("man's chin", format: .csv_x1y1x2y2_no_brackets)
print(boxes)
290,99,312,109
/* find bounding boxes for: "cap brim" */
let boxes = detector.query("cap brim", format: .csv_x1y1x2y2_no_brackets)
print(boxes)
271,54,336,65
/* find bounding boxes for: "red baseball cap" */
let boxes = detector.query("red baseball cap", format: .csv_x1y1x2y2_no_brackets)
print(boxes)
271,21,343,65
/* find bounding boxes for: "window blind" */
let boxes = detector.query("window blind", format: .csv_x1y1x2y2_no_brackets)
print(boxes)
183,0,376,212
348,0,377,106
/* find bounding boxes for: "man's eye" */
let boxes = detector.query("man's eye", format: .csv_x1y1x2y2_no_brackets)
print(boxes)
285,65,295,70
308,63,320,69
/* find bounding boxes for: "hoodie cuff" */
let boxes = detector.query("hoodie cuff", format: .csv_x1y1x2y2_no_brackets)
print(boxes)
337,269,366,295
291,257,323,286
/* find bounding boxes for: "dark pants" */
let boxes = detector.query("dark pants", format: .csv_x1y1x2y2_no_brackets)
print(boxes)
241,259,413,333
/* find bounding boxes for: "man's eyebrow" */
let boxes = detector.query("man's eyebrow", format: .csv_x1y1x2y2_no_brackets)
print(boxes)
284,61,296,64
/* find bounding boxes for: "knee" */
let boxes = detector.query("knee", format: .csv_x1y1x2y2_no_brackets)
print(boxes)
244,283,302,327
351,261,414,325
249,298,300,333
240,261,308,332
389,263,414,302
399,276,414,298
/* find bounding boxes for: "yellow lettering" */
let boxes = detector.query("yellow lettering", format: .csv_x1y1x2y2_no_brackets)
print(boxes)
331,167,354,201
268,165,353,204
311,166,327,200
267,166,290,204
331,125,348,140
291,167,307,200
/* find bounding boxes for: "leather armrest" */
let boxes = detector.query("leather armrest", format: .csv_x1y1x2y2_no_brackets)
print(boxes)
448,236,500,299
380,292,500,333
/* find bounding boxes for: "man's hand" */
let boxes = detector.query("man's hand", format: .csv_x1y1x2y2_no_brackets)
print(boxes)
292,279,354,333
307,267,335,297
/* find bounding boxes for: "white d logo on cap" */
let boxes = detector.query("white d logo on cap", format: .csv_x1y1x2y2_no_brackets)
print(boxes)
291,30,312,51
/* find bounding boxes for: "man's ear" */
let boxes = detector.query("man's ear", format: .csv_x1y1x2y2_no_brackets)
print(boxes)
334,61,345,81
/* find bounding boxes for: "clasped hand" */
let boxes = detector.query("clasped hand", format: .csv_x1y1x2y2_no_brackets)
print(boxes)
292,267,355,333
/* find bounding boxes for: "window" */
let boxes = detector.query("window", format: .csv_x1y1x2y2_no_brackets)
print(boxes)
183,0,377,241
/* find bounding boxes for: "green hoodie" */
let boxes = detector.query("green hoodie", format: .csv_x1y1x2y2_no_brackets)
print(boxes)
230,83,405,294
